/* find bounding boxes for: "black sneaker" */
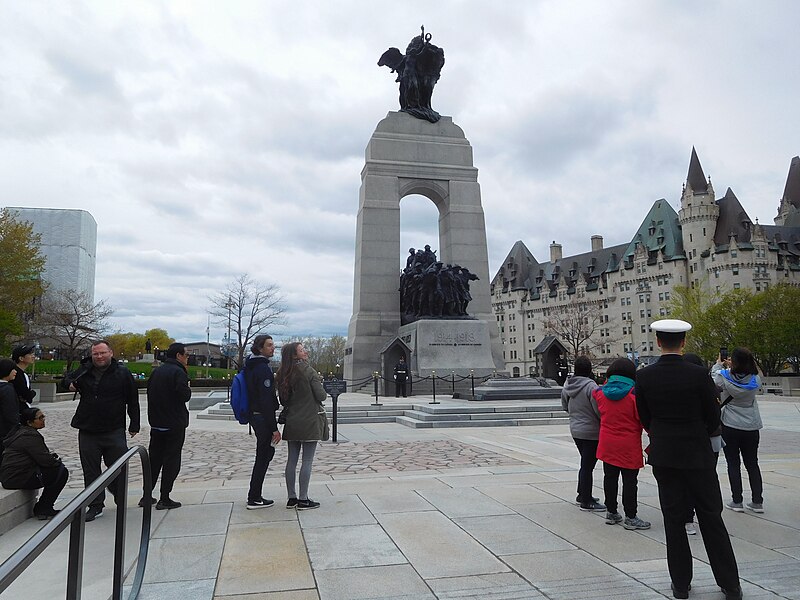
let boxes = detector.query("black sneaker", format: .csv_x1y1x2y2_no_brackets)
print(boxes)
138,496,157,508
575,495,600,505
579,501,607,512
85,506,103,522
156,498,182,510
246,497,275,510
297,498,320,510
286,498,299,509
33,505,59,520
671,583,690,599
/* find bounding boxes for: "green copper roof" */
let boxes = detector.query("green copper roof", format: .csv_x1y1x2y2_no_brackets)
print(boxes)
620,198,685,264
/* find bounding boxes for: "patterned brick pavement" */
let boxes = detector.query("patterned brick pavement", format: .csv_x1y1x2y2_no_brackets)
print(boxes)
37,404,525,488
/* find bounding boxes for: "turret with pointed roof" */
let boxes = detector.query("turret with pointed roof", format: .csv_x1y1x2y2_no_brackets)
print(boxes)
774,156,800,226
679,147,718,283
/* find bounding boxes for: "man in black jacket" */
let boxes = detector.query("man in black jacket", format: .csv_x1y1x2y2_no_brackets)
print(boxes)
393,356,409,398
12,344,37,409
64,340,140,522
635,320,741,600
143,343,191,510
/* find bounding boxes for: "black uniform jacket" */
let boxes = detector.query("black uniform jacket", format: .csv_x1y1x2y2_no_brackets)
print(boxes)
12,365,36,405
635,354,720,470
65,357,140,434
1,425,62,488
147,358,192,429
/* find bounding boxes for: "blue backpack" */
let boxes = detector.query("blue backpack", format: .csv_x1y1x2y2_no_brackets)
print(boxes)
230,370,250,425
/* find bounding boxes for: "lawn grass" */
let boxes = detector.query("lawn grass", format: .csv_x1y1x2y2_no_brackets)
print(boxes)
30,360,235,380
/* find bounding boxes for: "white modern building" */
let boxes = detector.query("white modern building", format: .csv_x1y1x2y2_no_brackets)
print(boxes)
7,207,97,301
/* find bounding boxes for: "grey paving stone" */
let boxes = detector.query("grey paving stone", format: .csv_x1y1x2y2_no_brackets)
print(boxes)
214,592,319,600
455,513,575,555
297,494,376,528
124,578,216,600
357,490,436,513
151,502,232,538
304,524,406,570
377,511,508,578
216,521,314,595
428,572,546,599
418,487,515,518
535,573,665,600
314,564,434,600
229,500,300,524
473,483,560,506
143,534,225,583
504,550,621,583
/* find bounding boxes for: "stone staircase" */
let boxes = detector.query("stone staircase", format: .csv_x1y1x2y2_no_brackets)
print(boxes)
197,401,568,429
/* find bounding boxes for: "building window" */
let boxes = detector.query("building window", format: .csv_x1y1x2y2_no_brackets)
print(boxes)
640,325,646,333
664,292,670,300
731,249,737,258
734,283,741,289
733,266,739,276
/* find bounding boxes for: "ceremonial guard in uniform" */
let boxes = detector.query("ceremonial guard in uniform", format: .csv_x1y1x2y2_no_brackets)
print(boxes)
635,319,741,600
393,357,409,398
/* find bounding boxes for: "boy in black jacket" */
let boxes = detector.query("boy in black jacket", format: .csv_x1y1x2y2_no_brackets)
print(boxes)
143,343,192,510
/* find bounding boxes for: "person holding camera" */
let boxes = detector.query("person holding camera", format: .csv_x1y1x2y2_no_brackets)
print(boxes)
712,347,763,514
0,407,69,520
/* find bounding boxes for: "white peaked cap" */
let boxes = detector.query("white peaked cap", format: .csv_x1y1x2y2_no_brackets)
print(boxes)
650,319,692,333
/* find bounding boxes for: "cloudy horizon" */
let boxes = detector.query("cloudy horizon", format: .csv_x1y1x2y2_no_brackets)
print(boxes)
1,1,798,345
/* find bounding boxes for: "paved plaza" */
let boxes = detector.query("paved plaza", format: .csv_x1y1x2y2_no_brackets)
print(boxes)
1,393,799,599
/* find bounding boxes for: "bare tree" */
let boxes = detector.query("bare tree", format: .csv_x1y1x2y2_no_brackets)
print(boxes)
209,274,286,369
542,298,611,360
296,335,346,376
37,290,113,370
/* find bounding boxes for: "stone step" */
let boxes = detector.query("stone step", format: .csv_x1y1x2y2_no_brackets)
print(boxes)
400,409,564,422
395,416,569,429
0,489,37,535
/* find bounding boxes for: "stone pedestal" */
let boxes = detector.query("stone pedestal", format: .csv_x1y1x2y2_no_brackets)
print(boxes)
344,112,504,384
142,353,155,362
399,320,496,377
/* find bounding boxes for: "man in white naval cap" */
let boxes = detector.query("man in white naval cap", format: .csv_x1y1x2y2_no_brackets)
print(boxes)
635,319,741,600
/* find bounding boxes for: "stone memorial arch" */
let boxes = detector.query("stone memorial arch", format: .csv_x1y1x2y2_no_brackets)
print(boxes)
344,111,504,383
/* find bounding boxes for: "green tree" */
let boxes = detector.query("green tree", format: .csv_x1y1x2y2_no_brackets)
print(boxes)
106,332,146,359
699,288,754,362
0,208,47,350
739,284,800,375
144,328,174,355
664,282,718,357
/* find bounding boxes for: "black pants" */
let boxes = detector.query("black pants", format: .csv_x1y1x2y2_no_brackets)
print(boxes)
78,429,128,509
395,380,407,397
248,414,275,502
652,465,739,591
10,464,69,510
148,428,186,500
603,463,639,518
721,426,763,504
573,438,598,504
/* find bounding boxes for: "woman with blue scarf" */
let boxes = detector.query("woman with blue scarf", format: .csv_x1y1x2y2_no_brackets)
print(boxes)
711,347,763,514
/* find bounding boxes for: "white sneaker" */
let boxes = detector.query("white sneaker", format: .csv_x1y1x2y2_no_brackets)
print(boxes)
685,522,697,535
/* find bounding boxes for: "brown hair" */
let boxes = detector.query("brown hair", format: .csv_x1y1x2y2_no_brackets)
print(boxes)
250,334,273,356
276,342,302,399
730,347,758,376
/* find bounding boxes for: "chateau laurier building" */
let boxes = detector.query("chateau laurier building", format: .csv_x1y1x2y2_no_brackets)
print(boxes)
490,149,800,379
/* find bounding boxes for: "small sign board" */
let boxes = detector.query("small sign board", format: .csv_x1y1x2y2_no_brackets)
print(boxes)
323,379,347,397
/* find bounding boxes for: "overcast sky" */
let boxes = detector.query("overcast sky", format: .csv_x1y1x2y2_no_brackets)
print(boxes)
2,1,798,344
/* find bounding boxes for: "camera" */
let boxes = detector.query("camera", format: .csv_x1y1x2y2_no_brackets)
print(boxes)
719,347,728,361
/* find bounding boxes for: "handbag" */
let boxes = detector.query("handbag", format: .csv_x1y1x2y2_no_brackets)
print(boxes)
277,407,288,425
319,410,330,442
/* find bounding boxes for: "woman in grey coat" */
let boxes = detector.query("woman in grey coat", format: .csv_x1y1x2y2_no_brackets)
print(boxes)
277,342,329,510
711,347,763,513
561,356,603,511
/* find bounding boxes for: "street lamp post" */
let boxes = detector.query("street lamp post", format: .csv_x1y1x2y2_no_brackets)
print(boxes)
225,296,233,369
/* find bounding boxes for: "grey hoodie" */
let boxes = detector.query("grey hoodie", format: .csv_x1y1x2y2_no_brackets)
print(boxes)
561,376,600,440
711,363,762,431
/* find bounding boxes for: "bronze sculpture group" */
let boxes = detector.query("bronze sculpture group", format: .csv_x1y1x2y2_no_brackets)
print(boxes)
400,246,479,324
379,26,445,123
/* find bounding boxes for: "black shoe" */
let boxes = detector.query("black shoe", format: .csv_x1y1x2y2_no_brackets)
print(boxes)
671,583,690,599
85,506,103,522
575,495,600,505
156,498,182,510
286,498,298,509
721,586,743,600
579,501,606,512
297,498,320,510
33,504,59,520
246,497,275,510
138,496,157,508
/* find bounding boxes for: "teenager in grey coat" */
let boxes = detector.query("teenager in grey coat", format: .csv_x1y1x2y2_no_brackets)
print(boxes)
561,356,603,511
277,342,328,511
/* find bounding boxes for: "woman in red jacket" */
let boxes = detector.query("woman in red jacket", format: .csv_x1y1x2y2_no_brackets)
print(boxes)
593,358,650,530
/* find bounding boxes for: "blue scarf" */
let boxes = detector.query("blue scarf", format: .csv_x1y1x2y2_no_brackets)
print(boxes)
720,369,759,390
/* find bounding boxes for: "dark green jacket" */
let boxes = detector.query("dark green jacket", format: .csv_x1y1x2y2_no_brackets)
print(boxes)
279,362,328,441
1,425,61,489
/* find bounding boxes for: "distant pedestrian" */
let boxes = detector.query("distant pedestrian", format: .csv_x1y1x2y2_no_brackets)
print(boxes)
393,356,409,398
1,407,69,520
560,355,603,511
11,344,37,409
142,342,192,510
64,340,140,522
636,320,740,600
712,347,763,514
244,335,281,509
277,341,328,511
593,358,650,530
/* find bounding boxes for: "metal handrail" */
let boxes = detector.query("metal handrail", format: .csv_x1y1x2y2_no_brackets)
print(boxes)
0,445,153,600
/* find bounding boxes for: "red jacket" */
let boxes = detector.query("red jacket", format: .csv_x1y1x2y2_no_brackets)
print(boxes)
593,379,644,469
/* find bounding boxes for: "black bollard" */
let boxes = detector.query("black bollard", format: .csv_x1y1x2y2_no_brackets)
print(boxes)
451,371,455,395
372,371,382,407
430,370,439,404
332,394,338,442
470,369,475,397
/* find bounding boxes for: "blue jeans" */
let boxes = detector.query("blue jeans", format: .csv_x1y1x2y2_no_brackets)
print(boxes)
248,414,276,501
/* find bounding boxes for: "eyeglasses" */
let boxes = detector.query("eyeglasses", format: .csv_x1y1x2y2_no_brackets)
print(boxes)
34,415,45,421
